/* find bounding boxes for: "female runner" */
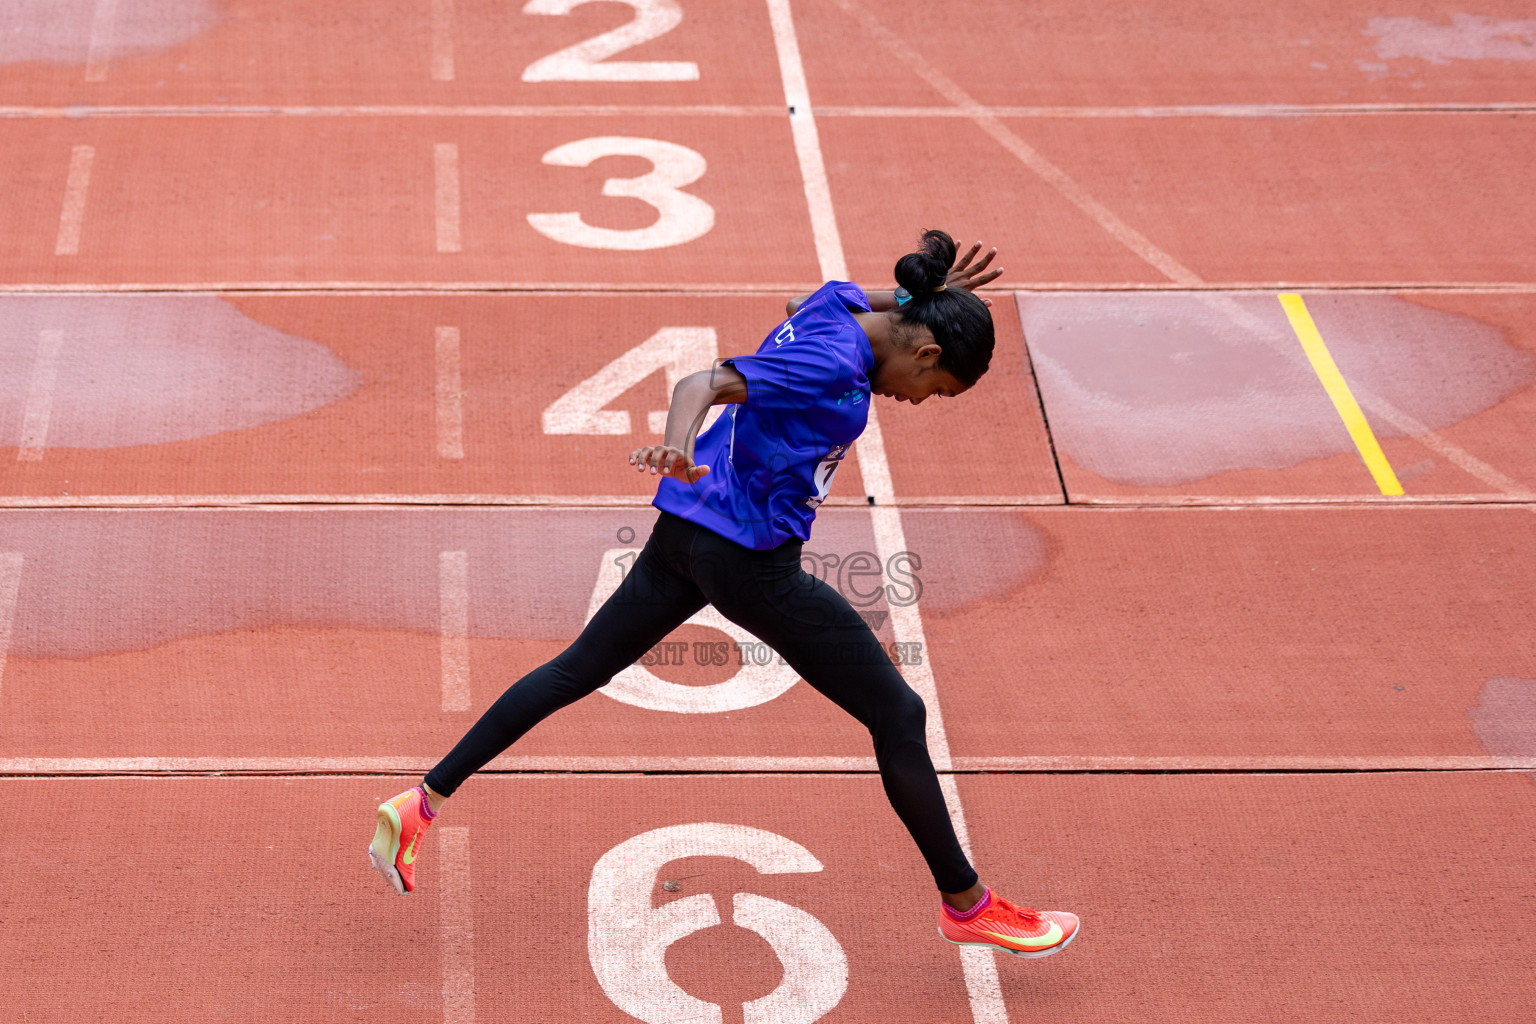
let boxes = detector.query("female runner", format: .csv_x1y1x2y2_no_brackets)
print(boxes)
369,230,1080,960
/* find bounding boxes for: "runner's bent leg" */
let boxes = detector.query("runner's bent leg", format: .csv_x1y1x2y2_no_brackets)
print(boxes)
425,520,705,796
688,527,978,894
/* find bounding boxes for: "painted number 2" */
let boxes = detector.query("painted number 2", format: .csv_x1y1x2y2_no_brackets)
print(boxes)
589,823,849,1024
522,0,699,82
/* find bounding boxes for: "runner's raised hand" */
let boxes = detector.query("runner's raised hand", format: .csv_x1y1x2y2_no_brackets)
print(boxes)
946,241,1003,306
629,444,711,483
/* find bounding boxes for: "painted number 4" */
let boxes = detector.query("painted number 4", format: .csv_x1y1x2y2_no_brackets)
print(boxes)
543,327,722,436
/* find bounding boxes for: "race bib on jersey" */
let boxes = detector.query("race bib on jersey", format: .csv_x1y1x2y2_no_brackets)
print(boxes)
804,444,850,509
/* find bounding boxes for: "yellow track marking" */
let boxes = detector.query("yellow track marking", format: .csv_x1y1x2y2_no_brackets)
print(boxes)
1278,293,1404,496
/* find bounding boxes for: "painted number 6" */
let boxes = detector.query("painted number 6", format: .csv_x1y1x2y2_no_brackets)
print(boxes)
527,136,715,250
588,823,850,1024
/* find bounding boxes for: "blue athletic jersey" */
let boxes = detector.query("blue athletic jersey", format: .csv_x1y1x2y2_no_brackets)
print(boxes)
654,281,873,549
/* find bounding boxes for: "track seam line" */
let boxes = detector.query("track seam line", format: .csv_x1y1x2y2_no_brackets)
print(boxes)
1012,292,1070,505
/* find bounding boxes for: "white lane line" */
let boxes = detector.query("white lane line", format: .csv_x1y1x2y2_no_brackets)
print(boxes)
939,776,1009,1024
2,102,1529,119
438,826,475,1024
0,494,660,507
0,755,883,773
435,326,466,460
6,280,1533,295
861,414,952,768
431,0,456,82
0,104,788,118
17,329,65,462
84,0,119,82
837,0,1526,499
0,553,22,699
2,754,1533,774
768,0,950,761
55,145,95,256
440,550,471,712
434,143,463,253
0,493,1520,509
0,280,823,294
955,755,1536,769
767,2,1005,1020
765,0,847,281
817,103,1536,119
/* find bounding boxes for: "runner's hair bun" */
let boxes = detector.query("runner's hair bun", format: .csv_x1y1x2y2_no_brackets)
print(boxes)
888,228,994,387
893,229,957,296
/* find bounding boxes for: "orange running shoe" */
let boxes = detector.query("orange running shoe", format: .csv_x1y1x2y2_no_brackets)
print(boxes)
368,786,436,894
937,888,1079,959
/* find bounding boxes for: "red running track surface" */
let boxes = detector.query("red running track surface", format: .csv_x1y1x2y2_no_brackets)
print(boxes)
3,773,1535,1022
0,293,1060,503
795,0,1536,108
3,0,1535,1019
825,114,1536,287
0,116,820,287
0,507,1532,767
8,112,1533,288
0,0,788,108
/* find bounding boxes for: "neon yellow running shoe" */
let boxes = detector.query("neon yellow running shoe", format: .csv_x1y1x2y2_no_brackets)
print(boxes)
368,786,435,894
938,887,1080,959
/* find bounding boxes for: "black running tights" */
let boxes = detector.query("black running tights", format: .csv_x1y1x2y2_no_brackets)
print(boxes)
424,510,978,893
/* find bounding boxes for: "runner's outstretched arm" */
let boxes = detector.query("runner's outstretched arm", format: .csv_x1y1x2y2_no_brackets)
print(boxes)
629,364,748,484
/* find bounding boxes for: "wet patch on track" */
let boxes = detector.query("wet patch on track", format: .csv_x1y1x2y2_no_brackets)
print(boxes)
0,0,217,67
0,295,358,449
1469,676,1536,759
1019,292,1536,489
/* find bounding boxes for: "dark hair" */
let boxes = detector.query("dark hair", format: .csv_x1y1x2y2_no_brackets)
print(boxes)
892,229,994,386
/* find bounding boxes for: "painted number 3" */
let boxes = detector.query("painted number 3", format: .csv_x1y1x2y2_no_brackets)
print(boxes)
589,823,849,1024
527,137,715,251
